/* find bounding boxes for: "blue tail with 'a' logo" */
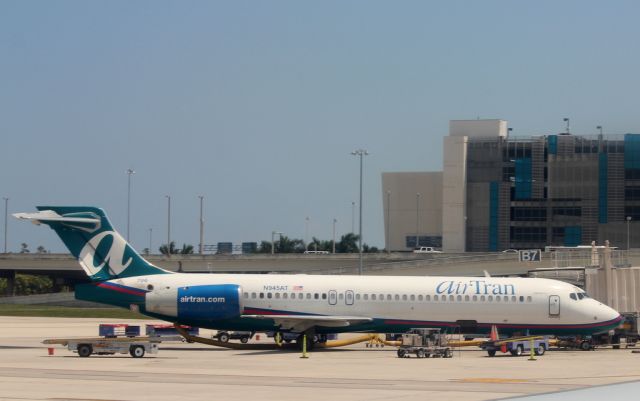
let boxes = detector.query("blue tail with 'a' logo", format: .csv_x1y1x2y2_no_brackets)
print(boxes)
14,206,170,281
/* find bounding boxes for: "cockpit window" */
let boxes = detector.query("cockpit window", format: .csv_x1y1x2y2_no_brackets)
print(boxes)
577,293,585,300
570,293,577,300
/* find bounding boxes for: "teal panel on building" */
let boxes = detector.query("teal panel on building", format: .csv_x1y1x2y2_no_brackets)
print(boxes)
514,158,532,200
489,182,499,251
564,226,582,247
548,135,557,155
624,134,640,169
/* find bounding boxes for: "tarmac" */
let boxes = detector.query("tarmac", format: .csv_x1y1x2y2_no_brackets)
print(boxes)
1,316,640,401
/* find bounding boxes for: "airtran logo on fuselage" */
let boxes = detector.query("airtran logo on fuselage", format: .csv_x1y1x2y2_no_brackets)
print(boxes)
78,230,132,277
435,280,516,296
180,296,226,303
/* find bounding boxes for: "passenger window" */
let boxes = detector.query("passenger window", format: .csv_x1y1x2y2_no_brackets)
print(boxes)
267,293,272,299
314,293,319,300
511,296,516,302
259,293,264,299
251,292,256,299
527,296,532,302
464,295,470,302
306,293,311,299
457,295,462,301
418,295,423,301
402,295,408,301
298,293,303,299
283,293,288,299
449,295,454,301
322,293,327,300
356,294,361,300
488,296,493,302
387,294,392,301
244,292,249,298
275,293,280,299
426,295,431,301
433,295,439,301
519,296,524,302
363,294,369,300
410,295,415,301
472,295,478,302
379,294,384,300
480,295,486,302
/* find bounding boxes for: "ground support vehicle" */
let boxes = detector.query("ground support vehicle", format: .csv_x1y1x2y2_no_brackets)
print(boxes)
43,337,159,358
146,324,199,342
480,336,548,357
396,328,452,358
214,331,254,343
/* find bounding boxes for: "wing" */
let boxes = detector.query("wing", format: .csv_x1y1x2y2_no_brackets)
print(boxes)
241,314,373,333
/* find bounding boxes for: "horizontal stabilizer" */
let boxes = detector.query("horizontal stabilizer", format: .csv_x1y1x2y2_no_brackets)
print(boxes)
13,210,101,232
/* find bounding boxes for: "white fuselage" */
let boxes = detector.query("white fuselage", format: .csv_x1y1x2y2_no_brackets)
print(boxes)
113,273,621,335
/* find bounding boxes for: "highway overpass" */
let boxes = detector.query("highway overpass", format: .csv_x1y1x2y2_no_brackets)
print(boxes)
2,250,638,296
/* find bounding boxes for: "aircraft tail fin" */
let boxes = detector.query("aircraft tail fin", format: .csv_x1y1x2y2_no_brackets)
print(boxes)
14,206,171,281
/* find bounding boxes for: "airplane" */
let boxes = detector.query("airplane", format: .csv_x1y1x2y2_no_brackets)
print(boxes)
15,206,622,348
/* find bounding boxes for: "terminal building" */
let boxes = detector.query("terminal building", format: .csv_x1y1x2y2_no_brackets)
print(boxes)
382,119,640,252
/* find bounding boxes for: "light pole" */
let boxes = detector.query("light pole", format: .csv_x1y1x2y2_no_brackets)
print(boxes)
271,231,282,255
597,125,603,136
165,195,171,250
305,216,310,248
563,117,570,134
126,169,135,242
3,197,8,253
332,218,337,254
386,191,391,253
351,149,368,275
416,193,421,248
148,228,152,255
198,196,204,255
351,201,355,233
627,216,632,250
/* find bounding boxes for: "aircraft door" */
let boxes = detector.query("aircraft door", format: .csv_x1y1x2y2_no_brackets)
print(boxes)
328,290,337,305
549,295,560,317
345,290,354,305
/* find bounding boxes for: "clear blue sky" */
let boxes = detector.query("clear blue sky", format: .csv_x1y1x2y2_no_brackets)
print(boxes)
2,0,639,252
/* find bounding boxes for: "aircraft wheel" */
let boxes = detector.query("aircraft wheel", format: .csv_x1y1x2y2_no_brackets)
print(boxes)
580,341,592,351
513,345,523,356
535,344,545,356
397,349,407,358
444,348,452,358
416,349,425,358
129,345,145,358
77,344,92,358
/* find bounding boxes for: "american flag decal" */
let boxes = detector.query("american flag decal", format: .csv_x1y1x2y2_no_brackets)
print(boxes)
293,285,304,291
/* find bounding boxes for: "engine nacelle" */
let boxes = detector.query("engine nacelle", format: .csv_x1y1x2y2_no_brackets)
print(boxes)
146,284,242,320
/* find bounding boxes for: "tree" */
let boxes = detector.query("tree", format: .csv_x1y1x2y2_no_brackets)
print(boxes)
336,233,359,253
36,246,48,254
179,244,194,255
20,243,30,253
256,236,305,253
160,242,194,255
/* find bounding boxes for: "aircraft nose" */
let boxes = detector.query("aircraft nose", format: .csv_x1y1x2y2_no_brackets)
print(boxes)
601,304,622,325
